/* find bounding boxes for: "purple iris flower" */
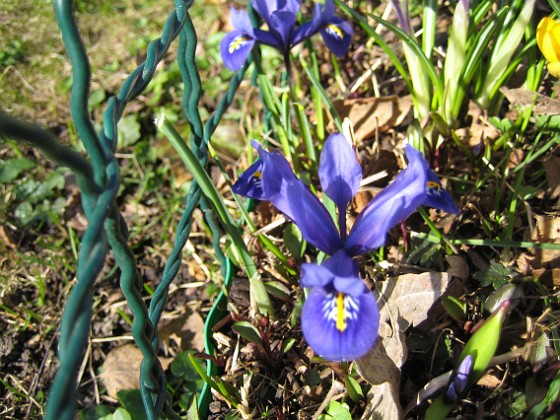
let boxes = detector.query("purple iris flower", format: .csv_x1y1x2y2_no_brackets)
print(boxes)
220,0,353,71
232,133,459,360
300,250,379,361
445,354,473,402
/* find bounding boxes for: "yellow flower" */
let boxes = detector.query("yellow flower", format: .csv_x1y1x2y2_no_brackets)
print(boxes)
537,17,560,78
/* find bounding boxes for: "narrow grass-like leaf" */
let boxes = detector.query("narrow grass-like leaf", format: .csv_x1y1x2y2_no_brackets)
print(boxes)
300,56,343,133
477,0,536,107
156,115,275,318
366,12,444,110
334,0,412,93
187,353,239,408
422,0,437,60
451,7,508,118
232,321,264,346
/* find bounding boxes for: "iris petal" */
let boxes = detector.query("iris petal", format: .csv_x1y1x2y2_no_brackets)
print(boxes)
231,160,265,199
320,18,353,57
287,180,344,255
319,133,362,221
423,170,460,214
220,30,255,71
230,7,254,33
345,145,428,255
268,11,297,51
302,283,379,361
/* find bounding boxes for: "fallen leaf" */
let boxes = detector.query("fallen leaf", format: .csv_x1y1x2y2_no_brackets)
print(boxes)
476,368,502,388
378,272,452,331
100,344,142,398
159,309,205,352
530,215,560,268
455,101,501,147
501,87,560,115
100,344,172,399
357,272,453,418
333,96,412,143
544,154,560,199
445,255,470,282
356,340,403,419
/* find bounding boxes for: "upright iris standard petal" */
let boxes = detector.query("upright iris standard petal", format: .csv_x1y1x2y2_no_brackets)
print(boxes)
301,252,379,361
345,145,429,255
268,11,297,51
287,180,344,255
320,18,353,57
319,133,362,218
423,170,460,214
219,8,256,71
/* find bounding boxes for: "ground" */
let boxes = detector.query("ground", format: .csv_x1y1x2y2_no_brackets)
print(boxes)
1,0,560,419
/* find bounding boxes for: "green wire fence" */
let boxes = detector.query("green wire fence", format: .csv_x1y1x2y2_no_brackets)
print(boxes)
0,0,257,418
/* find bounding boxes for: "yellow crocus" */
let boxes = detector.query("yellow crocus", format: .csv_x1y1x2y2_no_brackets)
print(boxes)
537,17,560,77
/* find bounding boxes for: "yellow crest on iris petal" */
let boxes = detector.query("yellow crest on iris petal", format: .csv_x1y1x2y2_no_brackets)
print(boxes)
537,17,560,77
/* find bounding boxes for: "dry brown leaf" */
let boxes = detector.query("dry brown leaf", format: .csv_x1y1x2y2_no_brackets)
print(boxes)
455,101,501,146
356,340,403,419
445,255,470,282
100,344,172,399
159,309,205,352
501,87,560,115
530,215,560,268
476,368,502,388
544,154,560,199
361,381,402,420
100,344,143,398
378,272,452,331
356,272,452,418
333,96,412,143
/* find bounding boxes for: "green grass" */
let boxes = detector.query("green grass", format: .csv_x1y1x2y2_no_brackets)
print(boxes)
2,0,560,418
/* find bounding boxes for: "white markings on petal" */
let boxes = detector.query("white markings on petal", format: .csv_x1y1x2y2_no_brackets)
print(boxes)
325,24,344,40
229,35,250,54
321,292,360,332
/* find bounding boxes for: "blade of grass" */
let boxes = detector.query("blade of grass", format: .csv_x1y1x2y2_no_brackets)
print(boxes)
366,12,444,109
156,114,275,318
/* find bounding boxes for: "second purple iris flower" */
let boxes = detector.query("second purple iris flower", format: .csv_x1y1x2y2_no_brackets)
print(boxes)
233,133,458,360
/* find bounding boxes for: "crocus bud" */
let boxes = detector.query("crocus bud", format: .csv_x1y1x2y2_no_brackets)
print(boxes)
537,17,560,77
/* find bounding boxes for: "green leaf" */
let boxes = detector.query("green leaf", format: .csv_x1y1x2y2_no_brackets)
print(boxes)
171,351,205,384
232,321,263,346
79,405,113,419
345,376,364,402
473,263,513,289
118,115,141,148
14,201,33,225
441,295,466,323
318,401,352,420
283,223,305,262
99,408,132,420
0,157,35,183
88,89,106,111
264,281,291,301
117,390,147,420
186,394,200,420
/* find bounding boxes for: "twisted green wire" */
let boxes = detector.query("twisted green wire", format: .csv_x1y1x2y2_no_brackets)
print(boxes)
46,0,194,418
